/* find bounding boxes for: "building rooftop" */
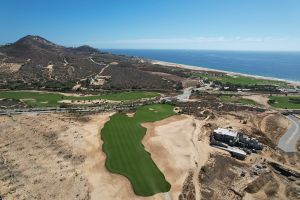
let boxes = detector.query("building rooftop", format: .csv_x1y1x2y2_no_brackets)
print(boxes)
214,128,238,138
227,146,247,156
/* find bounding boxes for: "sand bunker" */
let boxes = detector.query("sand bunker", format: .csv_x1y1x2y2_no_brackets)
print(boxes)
243,94,271,108
0,112,214,200
143,115,213,199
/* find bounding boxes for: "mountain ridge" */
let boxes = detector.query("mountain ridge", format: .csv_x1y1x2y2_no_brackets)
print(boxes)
0,35,182,91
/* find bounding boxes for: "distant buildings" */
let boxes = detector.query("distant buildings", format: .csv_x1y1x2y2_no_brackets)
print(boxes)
279,88,299,93
210,128,263,160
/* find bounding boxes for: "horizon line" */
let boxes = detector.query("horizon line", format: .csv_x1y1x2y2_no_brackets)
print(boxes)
101,48,300,53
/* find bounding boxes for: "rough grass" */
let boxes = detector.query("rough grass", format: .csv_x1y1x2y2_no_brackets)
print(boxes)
0,91,159,107
219,95,257,106
269,95,300,109
101,104,175,196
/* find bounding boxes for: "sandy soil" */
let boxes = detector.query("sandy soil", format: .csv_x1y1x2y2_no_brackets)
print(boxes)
259,113,290,144
242,94,271,108
0,113,96,200
59,99,117,105
0,112,206,200
72,83,82,90
45,64,53,71
0,109,296,200
143,114,213,200
0,112,152,200
126,112,135,117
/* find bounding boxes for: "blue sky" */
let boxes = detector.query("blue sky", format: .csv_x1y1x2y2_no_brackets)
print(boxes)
1,0,300,51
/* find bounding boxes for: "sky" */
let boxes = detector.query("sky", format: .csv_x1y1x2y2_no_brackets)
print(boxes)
1,0,300,51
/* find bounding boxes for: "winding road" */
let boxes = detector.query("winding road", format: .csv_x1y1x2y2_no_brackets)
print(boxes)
89,57,110,75
278,115,300,152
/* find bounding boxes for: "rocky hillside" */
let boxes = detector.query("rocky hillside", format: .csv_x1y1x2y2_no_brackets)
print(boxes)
0,35,182,91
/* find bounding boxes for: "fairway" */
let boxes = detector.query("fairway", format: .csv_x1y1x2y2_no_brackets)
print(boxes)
101,104,175,196
219,95,257,106
269,95,300,109
193,72,288,87
0,91,159,107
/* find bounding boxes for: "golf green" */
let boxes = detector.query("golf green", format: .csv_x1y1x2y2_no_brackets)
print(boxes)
101,104,175,196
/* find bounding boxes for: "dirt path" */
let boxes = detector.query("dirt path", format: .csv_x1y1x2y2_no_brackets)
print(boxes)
89,57,110,74
63,56,69,66
99,64,110,74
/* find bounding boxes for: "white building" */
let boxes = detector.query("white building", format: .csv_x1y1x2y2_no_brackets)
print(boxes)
213,128,238,142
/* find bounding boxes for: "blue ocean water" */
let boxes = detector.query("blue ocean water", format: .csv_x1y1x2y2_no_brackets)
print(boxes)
105,49,300,82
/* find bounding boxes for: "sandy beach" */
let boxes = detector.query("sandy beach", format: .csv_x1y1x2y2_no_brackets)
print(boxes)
152,60,300,86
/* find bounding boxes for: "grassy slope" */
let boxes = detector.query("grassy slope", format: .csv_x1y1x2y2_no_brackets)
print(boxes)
0,91,159,107
101,104,175,196
269,95,300,109
219,95,257,106
193,73,288,87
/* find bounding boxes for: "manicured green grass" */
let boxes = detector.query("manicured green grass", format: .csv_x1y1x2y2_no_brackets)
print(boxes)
0,91,159,107
0,91,63,107
219,95,257,106
269,95,300,109
193,72,288,87
101,104,175,196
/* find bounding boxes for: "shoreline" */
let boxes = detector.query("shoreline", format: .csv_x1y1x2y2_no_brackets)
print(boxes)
151,60,300,86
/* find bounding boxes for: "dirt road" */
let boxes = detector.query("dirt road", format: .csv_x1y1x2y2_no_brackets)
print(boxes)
176,87,193,102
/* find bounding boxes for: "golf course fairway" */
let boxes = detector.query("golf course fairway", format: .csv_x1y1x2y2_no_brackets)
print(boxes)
101,104,175,196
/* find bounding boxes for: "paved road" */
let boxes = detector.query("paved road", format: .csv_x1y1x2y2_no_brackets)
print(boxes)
278,115,300,152
165,192,171,200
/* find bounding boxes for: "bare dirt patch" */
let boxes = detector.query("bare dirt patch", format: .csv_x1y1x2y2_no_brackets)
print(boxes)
0,112,173,200
0,62,22,72
259,113,290,144
143,115,213,200
242,94,270,108
0,108,295,200
59,99,117,105
0,113,94,200
126,112,135,117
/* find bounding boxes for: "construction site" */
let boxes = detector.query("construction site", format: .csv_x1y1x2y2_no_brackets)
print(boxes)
210,128,263,160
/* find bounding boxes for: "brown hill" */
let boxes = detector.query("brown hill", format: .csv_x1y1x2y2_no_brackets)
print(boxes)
0,35,182,91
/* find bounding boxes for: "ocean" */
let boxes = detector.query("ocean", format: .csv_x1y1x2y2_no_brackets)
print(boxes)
105,49,300,82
